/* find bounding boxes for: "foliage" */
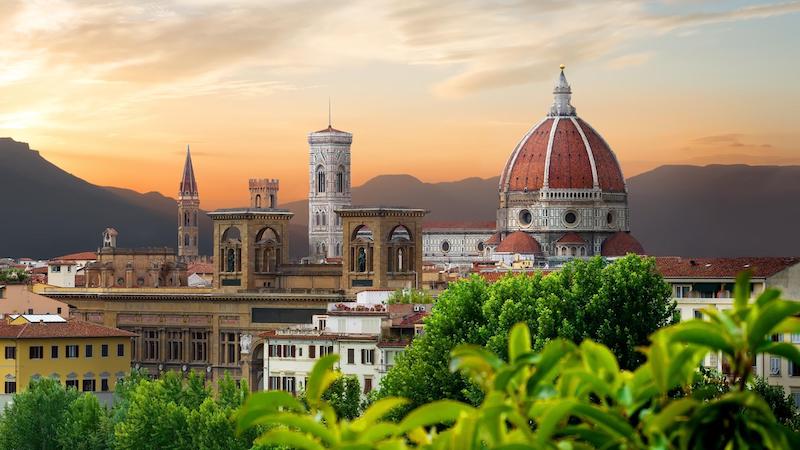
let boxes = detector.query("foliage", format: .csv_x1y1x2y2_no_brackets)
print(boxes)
750,376,800,430
238,272,800,449
0,268,28,283
0,377,79,450
378,255,676,410
387,289,435,304
321,374,362,420
56,393,112,450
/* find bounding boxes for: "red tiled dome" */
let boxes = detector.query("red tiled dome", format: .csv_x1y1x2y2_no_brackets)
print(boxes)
601,232,645,257
499,69,625,194
484,232,501,246
495,231,542,254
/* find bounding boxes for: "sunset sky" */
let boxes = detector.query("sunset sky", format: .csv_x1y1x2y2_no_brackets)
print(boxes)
1,0,798,209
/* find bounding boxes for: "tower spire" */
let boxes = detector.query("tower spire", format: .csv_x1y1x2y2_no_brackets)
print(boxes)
328,97,331,128
548,64,576,117
179,144,198,197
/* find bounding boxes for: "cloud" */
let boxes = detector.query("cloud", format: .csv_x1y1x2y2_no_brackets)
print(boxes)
690,134,774,149
605,52,653,70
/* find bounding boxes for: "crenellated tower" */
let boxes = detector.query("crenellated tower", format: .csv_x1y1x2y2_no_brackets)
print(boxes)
249,178,279,209
178,145,200,261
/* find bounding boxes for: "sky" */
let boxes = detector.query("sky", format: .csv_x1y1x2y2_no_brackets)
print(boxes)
1,0,798,209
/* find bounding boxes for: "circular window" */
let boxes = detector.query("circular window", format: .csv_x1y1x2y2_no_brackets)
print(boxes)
116,278,124,286
518,209,532,226
564,211,577,225
441,241,450,252
606,211,614,225
477,242,485,251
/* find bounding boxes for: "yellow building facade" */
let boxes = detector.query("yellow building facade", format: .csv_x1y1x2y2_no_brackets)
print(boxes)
1,316,134,394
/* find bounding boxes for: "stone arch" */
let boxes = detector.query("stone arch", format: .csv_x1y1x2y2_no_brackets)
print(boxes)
220,226,242,273
255,194,262,208
336,165,345,193
350,225,374,273
387,225,414,272
316,165,326,193
255,227,281,273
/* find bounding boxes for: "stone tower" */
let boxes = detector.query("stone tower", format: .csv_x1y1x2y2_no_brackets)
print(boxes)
178,145,200,261
308,121,352,261
249,178,279,209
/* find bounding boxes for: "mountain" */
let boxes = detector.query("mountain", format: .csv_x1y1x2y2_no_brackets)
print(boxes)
3,137,799,259
0,138,212,258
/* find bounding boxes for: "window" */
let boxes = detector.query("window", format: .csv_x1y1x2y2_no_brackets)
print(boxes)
791,333,800,344
674,285,691,298
336,169,344,193
51,345,58,358
518,209,532,226
770,356,782,376
308,345,316,359
364,377,373,393
191,331,208,362
144,330,160,361
317,168,326,193
4,346,15,360
564,211,577,224
221,332,239,365
57,307,62,315
66,345,78,358
772,334,782,342
30,346,44,359
318,318,327,331
319,345,334,357
361,348,375,365
85,344,93,358
82,379,96,392
101,379,109,392
168,331,183,361
117,343,125,357
283,376,297,394
4,381,16,394
101,344,108,357
347,348,355,364
66,379,79,389
441,241,450,253
693,310,703,320
52,265,61,272
790,361,800,377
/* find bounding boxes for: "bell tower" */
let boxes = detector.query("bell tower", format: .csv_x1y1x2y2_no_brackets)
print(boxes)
178,145,200,261
308,115,352,262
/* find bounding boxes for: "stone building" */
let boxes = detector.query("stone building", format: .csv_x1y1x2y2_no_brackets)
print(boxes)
178,146,200,262
308,124,352,261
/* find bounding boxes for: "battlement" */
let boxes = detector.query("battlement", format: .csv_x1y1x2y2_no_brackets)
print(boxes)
249,178,280,190
249,178,280,209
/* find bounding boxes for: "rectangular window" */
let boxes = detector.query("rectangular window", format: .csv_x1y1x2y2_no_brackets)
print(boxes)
282,376,296,394
144,329,159,361
364,377,373,393
101,344,108,357
361,349,374,365
693,310,703,320
770,356,782,376
57,307,62,315
268,376,281,390
51,345,58,359
793,392,800,409
347,348,355,364
117,343,125,357
309,345,316,359
101,379,109,392
85,344,93,358
4,381,16,394
790,361,800,377
675,285,691,298
792,333,800,344
168,331,183,362
220,332,239,365
66,379,78,389
191,331,208,362
66,345,79,358
82,379,96,392
772,334,782,342
30,346,44,359
4,346,15,360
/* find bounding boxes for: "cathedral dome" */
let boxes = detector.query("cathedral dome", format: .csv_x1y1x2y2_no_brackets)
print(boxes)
499,68,625,194
495,231,542,254
601,231,645,257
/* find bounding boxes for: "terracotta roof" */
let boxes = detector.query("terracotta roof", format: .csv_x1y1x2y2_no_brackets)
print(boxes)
484,232,501,246
52,251,96,261
179,146,199,196
601,232,645,257
313,125,349,134
556,231,586,244
259,330,377,342
654,257,800,279
495,231,542,254
187,262,214,274
423,221,496,230
499,116,625,193
0,320,136,339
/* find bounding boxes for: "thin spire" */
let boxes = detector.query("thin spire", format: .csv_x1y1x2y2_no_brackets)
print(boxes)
179,144,198,197
548,64,576,117
328,96,331,128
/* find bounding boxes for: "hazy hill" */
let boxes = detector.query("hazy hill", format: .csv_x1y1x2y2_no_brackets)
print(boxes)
3,137,799,259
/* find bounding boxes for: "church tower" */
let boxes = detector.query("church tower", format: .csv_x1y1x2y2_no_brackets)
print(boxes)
178,145,200,261
308,118,352,261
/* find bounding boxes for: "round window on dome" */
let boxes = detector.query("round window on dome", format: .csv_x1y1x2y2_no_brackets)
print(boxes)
441,241,450,252
477,242,485,252
606,211,614,225
564,211,577,225
518,209,532,226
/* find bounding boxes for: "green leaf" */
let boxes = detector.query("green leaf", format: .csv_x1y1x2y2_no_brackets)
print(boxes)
526,339,575,393
508,322,532,363
571,403,637,441
748,300,800,350
533,399,576,444
237,390,306,432
398,400,475,433
255,428,325,450
734,271,752,311
757,342,800,365
251,412,337,445
667,321,736,356
306,354,341,406
353,397,408,430
755,288,781,308
643,397,697,436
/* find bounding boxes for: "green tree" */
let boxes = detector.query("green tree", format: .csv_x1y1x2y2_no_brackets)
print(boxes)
0,268,28,283
387,289,434,304
379,255,676,410
0,377,78,450
751,376,800,430
321,374,362,420
56,393,111,450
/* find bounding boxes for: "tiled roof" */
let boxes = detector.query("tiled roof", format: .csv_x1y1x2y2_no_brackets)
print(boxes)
52,251,96,261
0,320,137,339
601,232,645,257
484,232,501,246
313,125,349,134
187,262,214,274
259,330,377,342
556,231,586,244
654,257,800,279
179,146,199,196
495,231,542,254
423,221,496,230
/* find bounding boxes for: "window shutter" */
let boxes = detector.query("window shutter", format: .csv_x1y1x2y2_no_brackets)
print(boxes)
277,345,282,357
360,349,365,364
309,345,316,359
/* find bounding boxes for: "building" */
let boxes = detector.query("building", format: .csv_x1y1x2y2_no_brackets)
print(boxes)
249,178,279,209
0,315,135,407
46,251,96,288
178,145,200,262
0,284,69,317
422,222,495,268
308,123,352,261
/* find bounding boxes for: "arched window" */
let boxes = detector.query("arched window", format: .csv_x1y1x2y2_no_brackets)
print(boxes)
316,166,326,193
322,213,327,226
184,234,190,246
350,225,374,273
255,194,262,208
220,227,242,273
255,227,280,273
184,212,190,226
336,166,344,193
269,194,275,208
387,225,413,273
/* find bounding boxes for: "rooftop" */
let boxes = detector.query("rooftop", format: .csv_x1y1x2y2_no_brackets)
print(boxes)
0,319,137,339
654,256,800,279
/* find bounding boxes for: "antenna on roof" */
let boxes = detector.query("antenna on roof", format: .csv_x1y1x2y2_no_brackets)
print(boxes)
328,96,332,128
